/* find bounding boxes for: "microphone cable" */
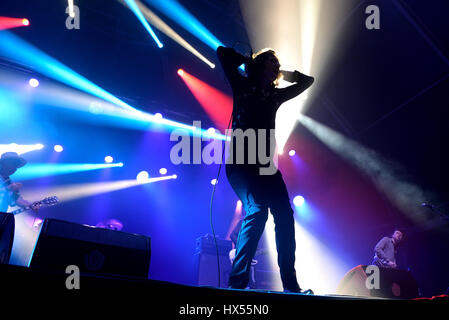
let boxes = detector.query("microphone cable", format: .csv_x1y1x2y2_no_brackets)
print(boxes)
209,41,251,288
209,113,233,288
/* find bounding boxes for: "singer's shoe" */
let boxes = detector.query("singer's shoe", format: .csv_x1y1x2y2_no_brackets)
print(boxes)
283,288,314,295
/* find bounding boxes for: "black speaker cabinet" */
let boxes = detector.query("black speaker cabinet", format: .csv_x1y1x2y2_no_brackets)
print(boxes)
29,218,151,278
0,212,15,264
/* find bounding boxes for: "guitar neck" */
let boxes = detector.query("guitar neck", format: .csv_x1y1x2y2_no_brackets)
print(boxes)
10,201,41,215
9,196,58,215
10,206,28,215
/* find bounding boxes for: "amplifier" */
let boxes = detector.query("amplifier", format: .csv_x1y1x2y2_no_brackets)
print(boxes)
194,234,232,287
195,234,232,256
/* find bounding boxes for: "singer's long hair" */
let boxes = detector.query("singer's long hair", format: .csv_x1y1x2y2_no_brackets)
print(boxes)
247,48,283,87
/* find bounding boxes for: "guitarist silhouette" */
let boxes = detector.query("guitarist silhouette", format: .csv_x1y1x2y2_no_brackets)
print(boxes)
0,152,42,264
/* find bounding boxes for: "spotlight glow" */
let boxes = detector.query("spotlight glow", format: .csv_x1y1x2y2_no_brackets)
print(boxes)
293,195,305,207
159,168,167,175
23,175,178,204
178,69,233,129
263,214,349,294
154,112,163,119
28,78,39,87
0,68,228,140
211,179,218,185
0,143,44,156
143,0,224,50
298,113,430,223
236,200,242,212
104,156,114,163
129,0,215,68
12,162,124,181
0,17,30,30
53,145,63,152
136,170,149,182
240,0,353,152
288,149,296,157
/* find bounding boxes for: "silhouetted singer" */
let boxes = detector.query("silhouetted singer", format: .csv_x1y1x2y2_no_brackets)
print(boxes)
217,45,314,293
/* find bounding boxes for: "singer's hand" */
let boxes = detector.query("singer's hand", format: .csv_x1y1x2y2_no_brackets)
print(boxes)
280,70,302,83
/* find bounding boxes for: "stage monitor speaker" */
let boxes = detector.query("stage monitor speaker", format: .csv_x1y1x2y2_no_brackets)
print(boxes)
29,218,151,278
336,265,419,299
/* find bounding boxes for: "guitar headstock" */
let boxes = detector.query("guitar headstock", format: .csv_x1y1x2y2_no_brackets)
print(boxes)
42,196,59,206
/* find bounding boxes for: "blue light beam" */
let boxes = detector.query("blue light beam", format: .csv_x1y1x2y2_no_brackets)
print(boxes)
124,0,164,48
12,162,124,181
0,31,140,114
0,31,226,136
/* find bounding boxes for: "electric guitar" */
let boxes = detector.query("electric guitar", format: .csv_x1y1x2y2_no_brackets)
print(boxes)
372,256,397,269
9,196,59,215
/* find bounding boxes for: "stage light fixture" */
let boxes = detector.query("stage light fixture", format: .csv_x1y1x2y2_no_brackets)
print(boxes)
293,195,305,207
154,112,163,119
104,156,114,163
28,78,39,87
53,145,63,152
288,150,296,157
136,170,149,182
159,168,167,175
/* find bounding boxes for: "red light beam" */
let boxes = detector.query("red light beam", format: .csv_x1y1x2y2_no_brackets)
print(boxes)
178,69,232,131
0,17,30,30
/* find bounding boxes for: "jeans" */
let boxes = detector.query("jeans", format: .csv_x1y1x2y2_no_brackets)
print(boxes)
226,164,300,291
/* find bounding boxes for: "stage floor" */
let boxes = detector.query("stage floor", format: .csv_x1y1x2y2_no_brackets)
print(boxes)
0,265,447,320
